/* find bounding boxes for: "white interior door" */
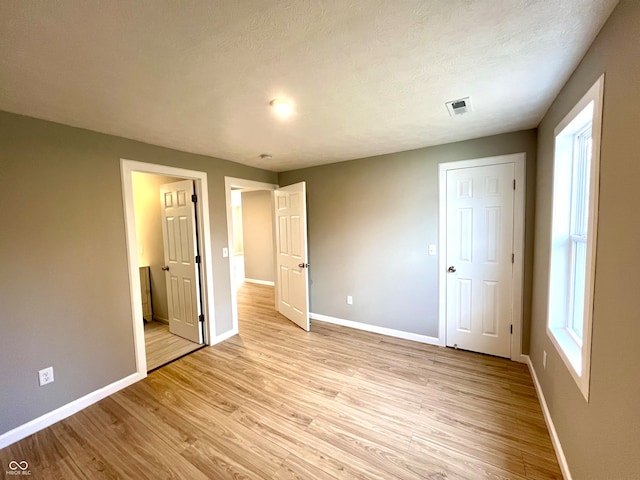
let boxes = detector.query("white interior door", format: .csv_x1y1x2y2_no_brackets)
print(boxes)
445,163,514,357
160,180,202,344
274,182,310,331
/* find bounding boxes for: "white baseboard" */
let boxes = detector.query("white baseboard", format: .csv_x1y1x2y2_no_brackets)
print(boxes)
310,312,440,346
152,316,169,325
209,327,238,346
244,278,275,286
0,372,145,450
524,355,572,480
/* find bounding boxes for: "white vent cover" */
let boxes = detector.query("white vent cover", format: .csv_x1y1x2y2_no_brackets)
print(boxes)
446,97,473,116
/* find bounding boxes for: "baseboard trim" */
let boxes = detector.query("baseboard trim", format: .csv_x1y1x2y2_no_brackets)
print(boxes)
152,316,169,325
310,312,440,346
210,327,238,346
244,278,275,286
524,355,572,480
0,372,145,450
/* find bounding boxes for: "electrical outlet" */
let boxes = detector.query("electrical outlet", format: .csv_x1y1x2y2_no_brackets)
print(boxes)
38,367,54,386
543,350,547,369
346,295,353,305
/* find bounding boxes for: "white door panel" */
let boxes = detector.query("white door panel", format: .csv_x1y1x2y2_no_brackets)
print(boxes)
160,180,202,344
274,182,310,331
446,163,514,357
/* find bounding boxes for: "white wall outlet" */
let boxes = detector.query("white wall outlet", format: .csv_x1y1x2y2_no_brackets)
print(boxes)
428,244,437,255
543,350,547,369
346,295,353,305
222,247,229,258
38,366,54,386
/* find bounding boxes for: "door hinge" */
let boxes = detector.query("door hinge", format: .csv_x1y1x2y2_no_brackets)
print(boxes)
510,325,513,334
199,314,205,323
513,179,516,190
512,253,515,263
195,255,201,264
192,194,198,203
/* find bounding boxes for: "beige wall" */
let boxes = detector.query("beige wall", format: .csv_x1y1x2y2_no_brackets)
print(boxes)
0,111,277,435
279,129,537,341
529,2,640,478
132,172,182,322
241,190,275,283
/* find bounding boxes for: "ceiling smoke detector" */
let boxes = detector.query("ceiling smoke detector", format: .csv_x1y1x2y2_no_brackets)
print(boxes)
446,97,473,116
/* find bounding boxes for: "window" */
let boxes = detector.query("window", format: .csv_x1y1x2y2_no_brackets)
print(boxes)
568,125,591,341
547,74,604,401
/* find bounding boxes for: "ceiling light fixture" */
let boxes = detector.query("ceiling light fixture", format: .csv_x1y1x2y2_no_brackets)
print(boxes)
260,153,272,159
269,98,294,119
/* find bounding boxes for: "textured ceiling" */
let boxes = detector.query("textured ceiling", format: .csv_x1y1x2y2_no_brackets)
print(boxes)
0,1,618,172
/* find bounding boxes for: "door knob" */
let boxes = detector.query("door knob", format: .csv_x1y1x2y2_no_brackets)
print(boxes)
447,266,456,273
162,266,170,271
298,263,310,268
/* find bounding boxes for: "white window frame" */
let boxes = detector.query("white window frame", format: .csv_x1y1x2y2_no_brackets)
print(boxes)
547,74,604,401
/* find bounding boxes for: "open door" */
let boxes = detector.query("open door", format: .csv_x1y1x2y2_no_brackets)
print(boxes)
274,182,310,331
160,180,203,343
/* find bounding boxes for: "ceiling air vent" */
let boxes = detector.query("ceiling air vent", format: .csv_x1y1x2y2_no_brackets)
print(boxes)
446,97,473,116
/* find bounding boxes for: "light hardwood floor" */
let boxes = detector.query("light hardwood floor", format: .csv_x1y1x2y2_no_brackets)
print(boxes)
1,283,562,479
144,320,203,371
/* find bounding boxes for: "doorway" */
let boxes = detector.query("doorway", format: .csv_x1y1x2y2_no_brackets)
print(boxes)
438,153,526,361
225,178,279,334
229,189,277,289
132,173,204,370
121,160,216,375
225,177,311,335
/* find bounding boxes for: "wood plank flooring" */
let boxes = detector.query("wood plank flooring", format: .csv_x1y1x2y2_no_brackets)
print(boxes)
0,283,562,479
144,320,202,371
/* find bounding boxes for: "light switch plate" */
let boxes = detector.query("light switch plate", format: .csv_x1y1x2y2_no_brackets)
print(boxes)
222,247,229,258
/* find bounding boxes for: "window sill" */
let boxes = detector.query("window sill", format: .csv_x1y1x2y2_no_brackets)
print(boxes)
547,326,590,401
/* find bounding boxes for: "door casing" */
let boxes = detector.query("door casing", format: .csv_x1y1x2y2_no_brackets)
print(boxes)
121,159,216,375
438,153,526,362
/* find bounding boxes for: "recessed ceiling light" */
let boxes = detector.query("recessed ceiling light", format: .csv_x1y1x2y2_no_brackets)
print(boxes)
269,98,294,119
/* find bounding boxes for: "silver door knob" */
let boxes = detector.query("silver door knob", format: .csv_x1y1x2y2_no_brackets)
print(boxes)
447,266,456,273
162,266,170,271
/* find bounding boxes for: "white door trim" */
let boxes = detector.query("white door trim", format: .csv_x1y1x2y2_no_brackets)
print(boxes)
224,177,278,335
438,153,526,362
121,159,216,376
